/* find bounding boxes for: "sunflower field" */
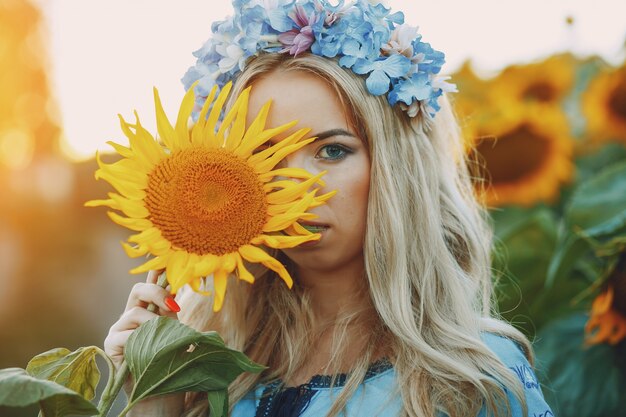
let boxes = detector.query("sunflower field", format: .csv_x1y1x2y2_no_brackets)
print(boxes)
451,54,626,416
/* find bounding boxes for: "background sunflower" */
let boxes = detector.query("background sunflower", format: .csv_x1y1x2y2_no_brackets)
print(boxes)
582,63,626,144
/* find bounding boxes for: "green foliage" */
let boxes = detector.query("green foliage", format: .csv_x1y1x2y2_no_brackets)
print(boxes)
26,347,102,402
207,389,229,417
492,206,588,337
535,313,626,417
547,160,626,286
0,368,99,416
124,316,265,413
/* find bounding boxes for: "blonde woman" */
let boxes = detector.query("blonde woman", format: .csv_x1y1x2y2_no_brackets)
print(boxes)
104,1,554,416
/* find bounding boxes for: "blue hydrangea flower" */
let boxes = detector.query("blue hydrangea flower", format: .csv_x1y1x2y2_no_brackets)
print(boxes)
182,0,454,121
413,41,445,74
388,72,431,106
352,54,411,95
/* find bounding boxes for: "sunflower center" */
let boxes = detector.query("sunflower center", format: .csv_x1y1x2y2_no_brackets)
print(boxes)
474,124,549,185
145,147,268,255
608,81,626,122
522,82,557,102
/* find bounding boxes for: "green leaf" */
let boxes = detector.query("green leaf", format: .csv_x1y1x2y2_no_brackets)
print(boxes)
535,313,626,417
566,160,626,233
0,368,99,416
207,389,228,417
491,207,584,337
26,347,101,401
125,317,265,405
546,231,592,288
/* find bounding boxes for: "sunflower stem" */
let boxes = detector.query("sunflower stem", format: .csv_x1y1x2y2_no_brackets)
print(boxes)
97,272,169,417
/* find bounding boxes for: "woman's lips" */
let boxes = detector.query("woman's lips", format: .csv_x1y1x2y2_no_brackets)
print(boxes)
299,221,330,233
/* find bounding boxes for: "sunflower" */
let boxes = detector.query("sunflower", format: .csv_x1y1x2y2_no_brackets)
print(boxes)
585,254,626,345
449,60,494,152
582,63,626,143
468,105,574,207
86,82,335,311
489,54,576,107
585,286,626,345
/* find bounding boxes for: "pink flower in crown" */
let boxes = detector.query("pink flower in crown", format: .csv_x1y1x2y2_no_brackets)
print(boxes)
278,5,320,56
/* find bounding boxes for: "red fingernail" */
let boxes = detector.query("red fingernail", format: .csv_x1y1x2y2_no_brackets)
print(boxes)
164,296,180,312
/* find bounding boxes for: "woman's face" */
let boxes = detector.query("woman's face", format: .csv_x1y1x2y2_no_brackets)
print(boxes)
247,70,370,273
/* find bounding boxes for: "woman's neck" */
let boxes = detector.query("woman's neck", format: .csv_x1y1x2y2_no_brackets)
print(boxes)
295,255,369,322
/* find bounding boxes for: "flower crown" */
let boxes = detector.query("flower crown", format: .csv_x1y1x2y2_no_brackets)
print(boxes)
182,0,456,121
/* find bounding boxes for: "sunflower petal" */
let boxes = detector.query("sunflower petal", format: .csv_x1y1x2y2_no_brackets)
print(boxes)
266,171,326,205
189,277,211,296
263,212,317,232
128,226,162,246
239,245,293,288
235,120,300,158
247,128,312,166
242,99,271,142
206,82,233,148
121,242,149,258
235,253,255,283
130,255,169,275
252,233,319,249
213,269,228,312
95,171,146,199
84,198,119,210
191,85,218,147
148,237,172,256
167,251,194,293
253,138,317,174
109,193,150,219
153,87,178,150
107,211,152,231
194,254,220,277
221,87,251,151
259,168,318,183
132,115,167,163
175,81,197,143
107,140,133,159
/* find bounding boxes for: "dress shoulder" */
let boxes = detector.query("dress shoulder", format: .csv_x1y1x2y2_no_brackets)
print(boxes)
480,333,554,417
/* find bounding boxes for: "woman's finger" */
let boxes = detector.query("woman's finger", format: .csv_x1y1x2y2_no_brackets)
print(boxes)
146,269,164,285
104,329,134,358
111,306,160,332
124,282,179,313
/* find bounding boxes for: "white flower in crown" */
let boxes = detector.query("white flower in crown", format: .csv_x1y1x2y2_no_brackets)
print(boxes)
217,43,247,73
382,24,420,59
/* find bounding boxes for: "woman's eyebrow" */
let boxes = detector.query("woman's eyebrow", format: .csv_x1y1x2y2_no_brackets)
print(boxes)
311,128,356,141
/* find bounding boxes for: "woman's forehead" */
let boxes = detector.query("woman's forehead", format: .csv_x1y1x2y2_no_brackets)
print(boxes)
246,70,354,138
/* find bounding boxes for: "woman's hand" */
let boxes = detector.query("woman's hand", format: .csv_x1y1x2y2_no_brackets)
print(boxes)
104,269,180,369
104,269,185,416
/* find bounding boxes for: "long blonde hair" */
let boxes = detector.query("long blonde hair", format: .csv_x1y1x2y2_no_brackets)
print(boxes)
179,53,530,417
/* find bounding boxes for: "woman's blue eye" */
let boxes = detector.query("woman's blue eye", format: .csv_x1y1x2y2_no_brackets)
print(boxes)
316,144,351,160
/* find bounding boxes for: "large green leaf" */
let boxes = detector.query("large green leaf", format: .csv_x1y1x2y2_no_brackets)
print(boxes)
125,317,264,406
535,313,626,417
0,368,99,416
26,347,101,401
566,161,626,233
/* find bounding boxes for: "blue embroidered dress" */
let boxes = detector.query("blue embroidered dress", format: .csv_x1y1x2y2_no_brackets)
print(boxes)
232,333,554,417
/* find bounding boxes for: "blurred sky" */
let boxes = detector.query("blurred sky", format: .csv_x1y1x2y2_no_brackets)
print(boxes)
35,0,626,161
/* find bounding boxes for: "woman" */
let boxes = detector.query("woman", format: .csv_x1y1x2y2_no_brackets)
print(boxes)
104,1,553,416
